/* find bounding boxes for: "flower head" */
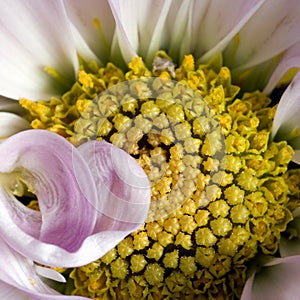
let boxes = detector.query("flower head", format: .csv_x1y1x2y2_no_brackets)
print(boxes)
1,0,300,299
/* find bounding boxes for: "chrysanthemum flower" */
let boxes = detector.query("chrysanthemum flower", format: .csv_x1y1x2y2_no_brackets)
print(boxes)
1,0,300,299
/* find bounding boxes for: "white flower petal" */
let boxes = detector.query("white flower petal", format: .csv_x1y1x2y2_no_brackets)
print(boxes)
242,256,300,300
168,0,208,62
0,112,30,139
228,0,300,71
0,97,26,114
108,0,172,65
0,0,78,101
35,266,66,284
272,72,300,163
264,41,300,94
198,0,264,63
0,239,89,299
64,0,115,64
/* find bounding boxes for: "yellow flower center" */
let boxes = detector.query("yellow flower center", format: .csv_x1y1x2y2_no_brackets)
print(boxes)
20,52,300,299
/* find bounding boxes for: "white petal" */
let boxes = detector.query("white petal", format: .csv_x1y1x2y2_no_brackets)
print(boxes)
0,112,30,139
35,266,66,283
264,41,300,94
0,0,78,101
0,239,89,299
249,256,300,300
272,72,300,163
0,281,30,300
64,0,115,64
198,0,265,63
228,0,300,71
168,0,207,62
109,0,172,65
0,97,26,114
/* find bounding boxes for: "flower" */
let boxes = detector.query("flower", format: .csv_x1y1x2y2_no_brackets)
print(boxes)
1,0,300,299
0,129,150,298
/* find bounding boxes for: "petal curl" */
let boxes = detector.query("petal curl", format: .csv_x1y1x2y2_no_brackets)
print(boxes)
0,0,78,101
77,140,151,226
0,130,99,266
0,130,150,267
0,239,89,300
272,72,300,163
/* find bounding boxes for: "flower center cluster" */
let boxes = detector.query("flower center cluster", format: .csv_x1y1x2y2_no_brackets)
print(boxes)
21,52,300,299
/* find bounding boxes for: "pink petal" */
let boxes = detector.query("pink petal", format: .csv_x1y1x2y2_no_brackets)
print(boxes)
0,130,150,268
0,130,99,266
77,140,151,226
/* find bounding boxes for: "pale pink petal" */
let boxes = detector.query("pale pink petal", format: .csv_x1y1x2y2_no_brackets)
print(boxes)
77,140,151,226
0,130,150,268
0,130,99,266
0,0,78,101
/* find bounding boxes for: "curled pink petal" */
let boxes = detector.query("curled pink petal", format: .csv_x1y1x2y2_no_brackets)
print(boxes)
77,140,151,225
0,130,150,267
0,130,98,265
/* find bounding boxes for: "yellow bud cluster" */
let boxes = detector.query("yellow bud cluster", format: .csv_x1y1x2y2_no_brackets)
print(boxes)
22,52,300,299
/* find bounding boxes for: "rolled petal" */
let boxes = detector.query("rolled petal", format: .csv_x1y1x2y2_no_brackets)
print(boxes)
0,0,78,101
77,140,151,226
241,256,300,300
0,239,90,300
271,72,300,163
0,130,99,266
0,130,150,267
227,0,300,71
0,112,30,140
264,41,300,94
63,0,115,64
